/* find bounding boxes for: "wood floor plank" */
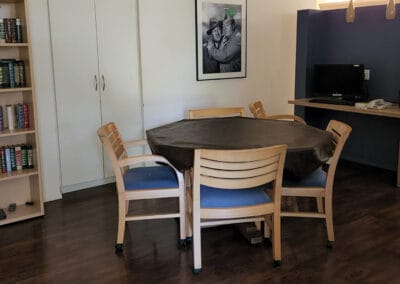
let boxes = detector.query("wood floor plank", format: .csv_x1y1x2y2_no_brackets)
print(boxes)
0,160,399,283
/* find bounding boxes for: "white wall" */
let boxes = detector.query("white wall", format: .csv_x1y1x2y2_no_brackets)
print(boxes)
139,0,317,129
27,0,316,202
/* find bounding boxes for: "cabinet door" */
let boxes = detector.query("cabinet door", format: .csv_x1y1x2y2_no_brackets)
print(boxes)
49,0,104,187
95,0,143,177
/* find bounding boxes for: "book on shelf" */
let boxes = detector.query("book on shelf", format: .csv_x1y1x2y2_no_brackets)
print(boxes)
0,19,5,44
0,143,33,174
0,18,23,44
0,103,30,132
0,59,25,88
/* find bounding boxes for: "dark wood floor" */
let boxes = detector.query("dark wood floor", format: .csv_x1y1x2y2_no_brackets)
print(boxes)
1,161,399,284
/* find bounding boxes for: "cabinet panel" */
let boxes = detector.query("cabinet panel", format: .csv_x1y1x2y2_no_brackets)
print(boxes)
49,0,103,187
95,0,143,177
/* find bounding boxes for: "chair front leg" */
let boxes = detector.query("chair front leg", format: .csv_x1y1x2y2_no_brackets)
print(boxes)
116,196,127,253
325,195,335,244
178,186,186,244
271,212,281,266
192,203,202,273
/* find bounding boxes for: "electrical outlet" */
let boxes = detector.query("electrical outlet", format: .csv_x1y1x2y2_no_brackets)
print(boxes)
364,69,370,80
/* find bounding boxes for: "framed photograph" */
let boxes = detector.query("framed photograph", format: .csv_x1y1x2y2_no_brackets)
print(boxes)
195,0,247,81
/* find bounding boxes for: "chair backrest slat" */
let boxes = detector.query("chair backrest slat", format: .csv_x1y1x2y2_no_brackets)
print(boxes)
200,162,279,179
188,107,245,119
201,172,279,190
200,155,280,171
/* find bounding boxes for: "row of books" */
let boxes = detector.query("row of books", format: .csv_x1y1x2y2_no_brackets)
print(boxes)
0,103,30,131
0,144,34,173
0,59,26,88
0,18,23,44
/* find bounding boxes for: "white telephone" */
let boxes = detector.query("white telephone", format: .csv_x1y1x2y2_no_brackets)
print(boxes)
366,99,392,110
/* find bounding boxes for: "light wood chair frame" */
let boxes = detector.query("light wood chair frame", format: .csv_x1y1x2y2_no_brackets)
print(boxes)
249,100,306,124
187,145,287,272
188,107,245,119
97,122,186,252
281,120,352,246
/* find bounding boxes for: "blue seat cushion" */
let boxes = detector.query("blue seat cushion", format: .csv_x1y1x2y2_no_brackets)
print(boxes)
123,166,178,190
200,185,272,208
283,167,326,187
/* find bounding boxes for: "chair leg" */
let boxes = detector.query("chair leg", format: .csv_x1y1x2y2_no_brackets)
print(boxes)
192,205,202,273
116,198,126,253
325,195,335,244
263,217,271,239
316,197,324,213
255,221,261,231
178,188,186,246
271,213,281,266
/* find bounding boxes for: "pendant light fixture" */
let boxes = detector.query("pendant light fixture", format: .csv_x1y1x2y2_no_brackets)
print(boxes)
346,0,356,23
386,0,396,20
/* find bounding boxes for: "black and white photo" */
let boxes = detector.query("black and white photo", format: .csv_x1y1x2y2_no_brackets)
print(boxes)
196,0,247,80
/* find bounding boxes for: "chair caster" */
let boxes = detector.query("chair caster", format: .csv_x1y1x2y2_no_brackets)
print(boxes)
192,268,202,274
273,260,281,267
326,241,334,249
115,243,123,254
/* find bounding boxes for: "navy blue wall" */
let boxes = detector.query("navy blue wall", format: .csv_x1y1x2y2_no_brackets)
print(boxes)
295,5,400,173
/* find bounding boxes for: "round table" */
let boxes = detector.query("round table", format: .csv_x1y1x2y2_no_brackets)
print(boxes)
146,117,333,179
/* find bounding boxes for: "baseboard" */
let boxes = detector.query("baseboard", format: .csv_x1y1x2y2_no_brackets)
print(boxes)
61,177,116,194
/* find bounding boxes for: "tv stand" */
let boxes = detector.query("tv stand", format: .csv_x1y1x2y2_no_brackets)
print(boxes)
289,98,400,187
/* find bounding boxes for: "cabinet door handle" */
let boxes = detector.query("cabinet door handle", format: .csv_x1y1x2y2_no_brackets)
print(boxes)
94,75,98,91
101,75,105,91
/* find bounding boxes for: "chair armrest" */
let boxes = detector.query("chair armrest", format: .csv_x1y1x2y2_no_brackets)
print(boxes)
118,154,176,170
123,139,148,148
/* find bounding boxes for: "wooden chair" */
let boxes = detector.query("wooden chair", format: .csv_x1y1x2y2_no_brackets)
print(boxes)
248,101,267,119
97,122,186,253
188,145,287,273
249,100,306,124
188,107,245,119
281,120,352,247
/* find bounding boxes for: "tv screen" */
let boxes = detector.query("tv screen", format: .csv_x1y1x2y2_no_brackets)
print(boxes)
313,64,365,99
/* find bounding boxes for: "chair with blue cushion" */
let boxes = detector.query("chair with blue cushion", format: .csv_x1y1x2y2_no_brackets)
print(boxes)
97,122,186,253
281,120,352,247
188,145,287,273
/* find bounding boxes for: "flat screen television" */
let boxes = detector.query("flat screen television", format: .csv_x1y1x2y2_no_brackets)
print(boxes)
313,64,366,100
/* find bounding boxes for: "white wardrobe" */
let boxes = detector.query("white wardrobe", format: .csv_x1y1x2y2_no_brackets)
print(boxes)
49,0,143,191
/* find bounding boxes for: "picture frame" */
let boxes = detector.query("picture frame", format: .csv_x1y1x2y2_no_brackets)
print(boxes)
195,0,247,81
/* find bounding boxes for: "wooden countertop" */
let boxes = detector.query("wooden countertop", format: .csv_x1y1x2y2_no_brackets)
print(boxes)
289,98,400,119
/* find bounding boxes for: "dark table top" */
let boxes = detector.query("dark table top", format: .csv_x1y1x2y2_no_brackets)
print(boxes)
146,117,333,179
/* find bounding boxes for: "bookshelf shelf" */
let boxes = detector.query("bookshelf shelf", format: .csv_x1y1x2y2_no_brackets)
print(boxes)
0,127,35,137
0,43,28,47
0,87,32,93
0,168,38,181
0,0,43,225
0,202,41,226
